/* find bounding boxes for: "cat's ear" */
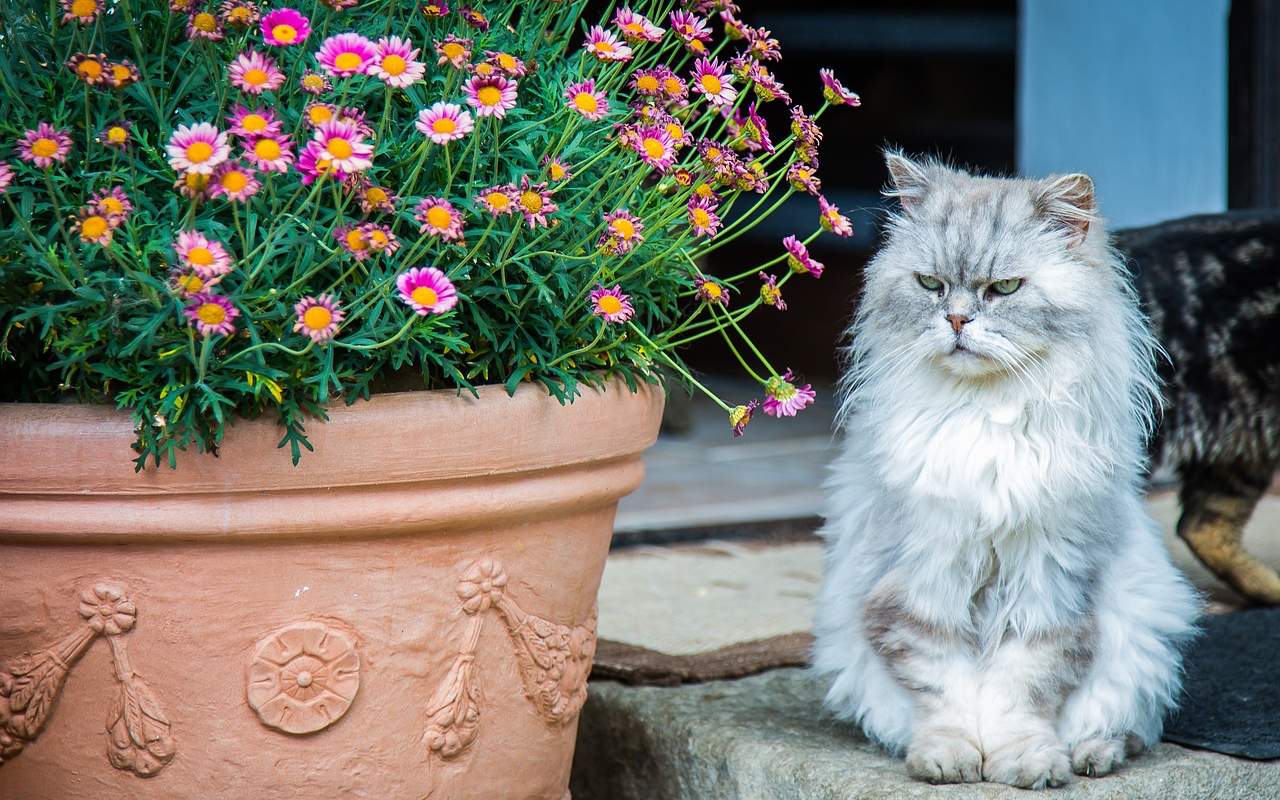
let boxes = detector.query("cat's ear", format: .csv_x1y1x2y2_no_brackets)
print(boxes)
883,150,931,211
1035,173,1096,246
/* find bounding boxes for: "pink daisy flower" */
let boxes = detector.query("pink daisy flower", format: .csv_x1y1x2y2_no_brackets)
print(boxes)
435,35,471,68
261,8,310,46
73,209,114,246
0,162,13,195
99,121,132,148
543,155,571,182
818,196,853,238
416,102,474,144
759,272,787,310
782,235,823,278
695,276,729,306
174,172,212,200
397,267,458,315
62,0,101,24
516,177,556,228
415,196,465,241
360,222,399,254
297,141,345,184
175,230,234,279
105,60,141,89
590,285,634,323
228,105,283,139
229,50,285,95
599,210,644,254
91,187,132,224
687,197,721,238
421,1,449,18
763,370,815,417
312,121,372,173
819,68,861,107
293,294,345,343
730,400,759,437
750,63,791,104
657,66,687,101
166,123,230,175
631,68,663,97
66,53,110,86
691,57,735,107
564,79,609,121
315,32,377,77
210,161,261,201
460,5,489,31
486,50,528,77
740,104,774,153
170,268,212,298
187,9,225,41
583,26,632,62
475,184,517,216
242,134,294,172
788,162,821,196
372,36,426,87
357,182,397,214
615,7,663,43
19,123,72,169
669,11,711,49
299,70,331,95
464,74,518,118
631,125,676,172
185,292,240,337
220,1,261,28
335,224,374,260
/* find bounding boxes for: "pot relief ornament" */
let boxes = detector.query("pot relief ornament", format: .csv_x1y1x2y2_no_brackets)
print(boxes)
246,622,361,735
424,559,597,760
0,582,175,777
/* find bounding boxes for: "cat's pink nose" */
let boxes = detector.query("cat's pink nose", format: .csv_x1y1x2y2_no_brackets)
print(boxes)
946,313,971,334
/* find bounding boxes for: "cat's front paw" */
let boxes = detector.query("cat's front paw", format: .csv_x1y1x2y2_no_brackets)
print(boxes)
905,728,983,784
982,732,1071,789
1071,736,1126,777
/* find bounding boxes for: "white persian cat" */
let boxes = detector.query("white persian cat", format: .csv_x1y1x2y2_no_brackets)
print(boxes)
812,152,1200,789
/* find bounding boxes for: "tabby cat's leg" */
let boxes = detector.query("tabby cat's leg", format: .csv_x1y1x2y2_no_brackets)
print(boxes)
1177,460,1280,605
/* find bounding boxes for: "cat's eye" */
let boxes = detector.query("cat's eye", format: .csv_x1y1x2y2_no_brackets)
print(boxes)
916,273,943,292
989,278,1023,296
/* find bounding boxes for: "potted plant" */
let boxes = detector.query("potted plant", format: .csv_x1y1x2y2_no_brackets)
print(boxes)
0,0,859,796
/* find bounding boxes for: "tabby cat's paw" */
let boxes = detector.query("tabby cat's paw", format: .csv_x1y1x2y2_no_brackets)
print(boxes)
905,729,983,784
1071,736,1126,777
982,732,1072,790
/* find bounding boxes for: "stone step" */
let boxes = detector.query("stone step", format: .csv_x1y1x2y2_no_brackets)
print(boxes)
570,669,1278,800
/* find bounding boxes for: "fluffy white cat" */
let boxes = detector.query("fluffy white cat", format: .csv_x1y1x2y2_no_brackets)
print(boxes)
812,152,1200,789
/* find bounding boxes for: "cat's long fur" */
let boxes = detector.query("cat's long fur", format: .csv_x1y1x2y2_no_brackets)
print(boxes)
813,153,1199,788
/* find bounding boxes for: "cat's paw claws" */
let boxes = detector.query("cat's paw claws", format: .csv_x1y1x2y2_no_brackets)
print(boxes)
1071,736,1126,777
983,733,1072,789
905,731,984,784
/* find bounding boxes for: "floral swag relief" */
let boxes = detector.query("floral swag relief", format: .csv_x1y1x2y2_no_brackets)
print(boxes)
424,560,597,760
0,582,175,777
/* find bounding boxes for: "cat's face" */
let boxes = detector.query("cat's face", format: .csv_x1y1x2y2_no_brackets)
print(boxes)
860,153,1101,381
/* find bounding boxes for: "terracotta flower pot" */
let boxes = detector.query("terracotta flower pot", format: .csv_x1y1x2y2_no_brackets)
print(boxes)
0,379,663,800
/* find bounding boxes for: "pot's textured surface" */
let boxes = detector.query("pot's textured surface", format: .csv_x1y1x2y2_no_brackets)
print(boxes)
0,380,663,800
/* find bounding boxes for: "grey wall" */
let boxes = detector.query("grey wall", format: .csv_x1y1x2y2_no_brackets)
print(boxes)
1018,0,1230,228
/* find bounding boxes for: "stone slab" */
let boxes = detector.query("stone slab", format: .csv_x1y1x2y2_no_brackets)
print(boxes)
571,669,1280,800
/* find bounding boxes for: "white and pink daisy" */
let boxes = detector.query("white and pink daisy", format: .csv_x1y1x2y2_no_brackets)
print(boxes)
293,294,345,343
564,78,609,121
819,68,861,107
782,235,823,278
818,196,853,238
229,50,285,95
475,184,517,216
669,10,711,53
434,35,472,68
463,74,518,118
0,162,13,195
175,230,234,278
312,120,373,173
242,134,294,172
691,57,735,107
631,125,676,173
19,123,72,169
315,32,377,77
397,267,458,315
166,123,230,175
297,141,344,184
228,105,283,139
599,210,644,254
415,196,465,241
590,285,634,323
185,292,240,337
763,370,815,417
687,197,721,238
371,36,426,87
261,8,310,46
415,102,473,144
614,7,663,43
516,177,556,228
583,26,632,62
210,161,261,201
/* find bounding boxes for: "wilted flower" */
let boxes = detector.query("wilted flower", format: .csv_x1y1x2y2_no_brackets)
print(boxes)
99,121,132,149
543,155,571,182
0,162,12,195
435,35,472,68
357,182,397,214
67,53,110,85
476,184,517,216
421,1,449,18
105,60,141,89
220,1,261,27
819,68,861,106
460,5,489,31
299,70,331,95
210,161,261,202
62,0,101,24
486,50,528,77
91,187,133,224
759,272,787,310
516,177,556,228
818,196,853,238
187,9,225,41
73,209,114,246
782,235,823,278
787,162,821,196
729,400,758,437
695,276,729,306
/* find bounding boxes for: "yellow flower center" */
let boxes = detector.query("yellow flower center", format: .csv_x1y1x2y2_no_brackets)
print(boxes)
32,138,58,158
593,41,615,54
111,64,132,83
442,42,464,60
100,196,124,214
425,206,453,230
548,163,566,180
186,141,214,163
326,137,353,159
486,192,510,210
636,75,658,92
220,170,249,192
242,114,269,133
303,305,333,330
197,303,226,325
334,52,363,72
71,0,95,14
365,187,388,204
695,183,714,198
411,286,438,307
689,39,706,54
704,282,722,298
431,117,457,134
641,137,665,159
692,208,710,226
477,86,502,107
520,191,543,213
80,215,108,238
369,231,389,248
497,53,517,70
185,173,208,190
705,146,721,161
572,92,599,114
178,274,204,293
345,229,367,250
254,138,281,160
662,77,682,95
194,12,217,31
243,68,269,86
302,74,325,90
597,295,622,314
474,63,495,77
272,23,298,43
381,54,407,75
106,126,128,144
187,246,215,266
624,22,644,36
611,218,636,239
700,74,722,95
665,122,685,142
77,60,103,79
229,7,250,23
308,105,334,124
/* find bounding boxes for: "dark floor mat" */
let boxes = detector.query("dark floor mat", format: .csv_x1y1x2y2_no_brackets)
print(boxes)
1164,608,1280,759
